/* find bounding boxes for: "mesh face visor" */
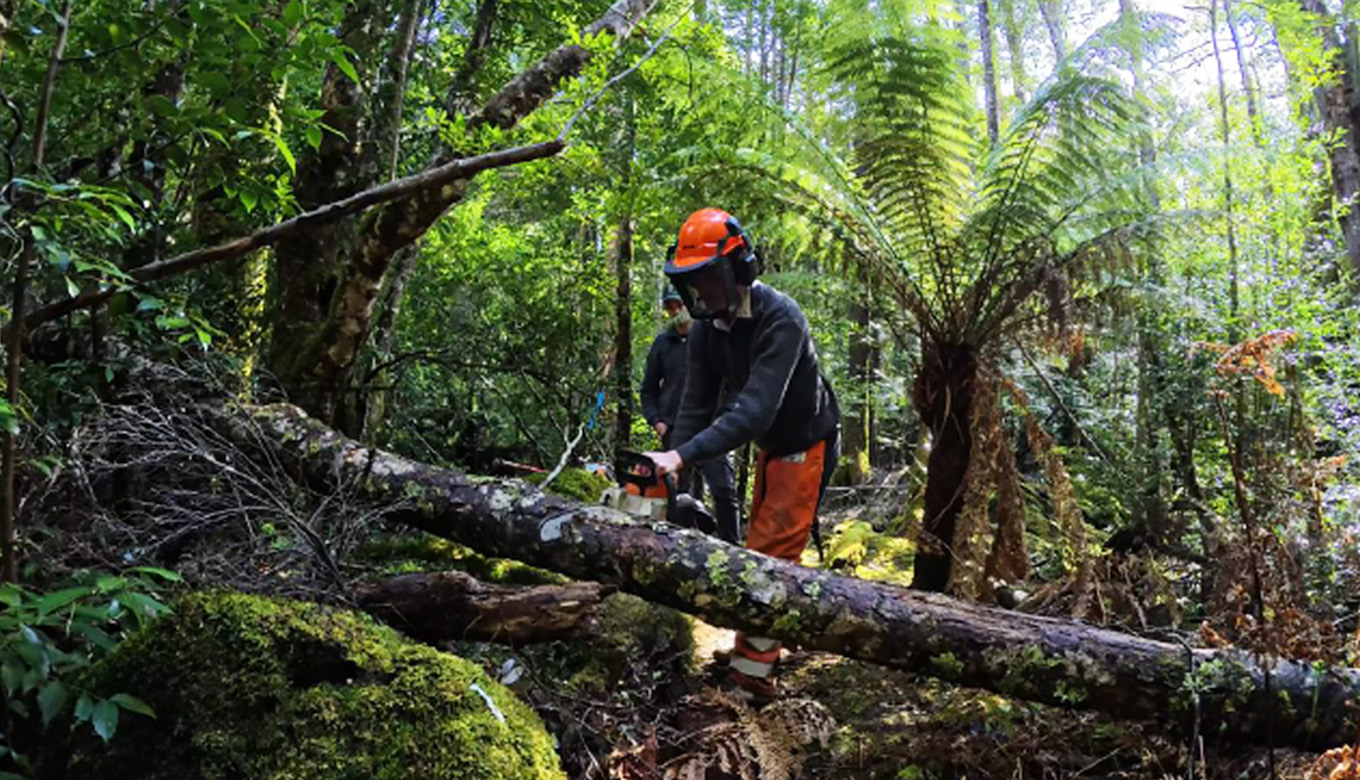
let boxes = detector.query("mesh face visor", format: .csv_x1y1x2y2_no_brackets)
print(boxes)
669,259,739,319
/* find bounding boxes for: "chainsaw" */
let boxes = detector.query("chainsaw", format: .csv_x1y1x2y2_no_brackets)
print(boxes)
600,450,720,536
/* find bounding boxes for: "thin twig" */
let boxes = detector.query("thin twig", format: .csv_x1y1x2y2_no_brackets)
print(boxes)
555,3,690,143
540,423,587,490
1014,339,1112,462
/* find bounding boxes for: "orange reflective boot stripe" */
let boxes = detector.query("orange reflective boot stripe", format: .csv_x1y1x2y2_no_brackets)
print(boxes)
745,440,827,562
731,632,780,679
734,634,780,664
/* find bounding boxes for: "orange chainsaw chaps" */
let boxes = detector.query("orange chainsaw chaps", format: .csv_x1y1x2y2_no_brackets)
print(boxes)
746,440,826,561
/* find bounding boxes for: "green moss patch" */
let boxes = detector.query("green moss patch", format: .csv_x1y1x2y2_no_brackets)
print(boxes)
524,468,611,504
806,520,915,586
65,591,563,780
355,533,567,585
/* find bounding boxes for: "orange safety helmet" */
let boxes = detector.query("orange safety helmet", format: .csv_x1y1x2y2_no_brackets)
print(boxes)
664,208,761,319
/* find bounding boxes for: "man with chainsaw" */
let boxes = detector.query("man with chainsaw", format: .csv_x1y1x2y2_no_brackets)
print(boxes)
640,286,741,544
645,207,840,705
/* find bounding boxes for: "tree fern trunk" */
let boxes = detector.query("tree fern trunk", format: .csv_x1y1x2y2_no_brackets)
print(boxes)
911,341,978,592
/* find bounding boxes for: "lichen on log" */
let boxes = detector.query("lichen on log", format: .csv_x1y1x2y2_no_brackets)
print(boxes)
240,402,1360,750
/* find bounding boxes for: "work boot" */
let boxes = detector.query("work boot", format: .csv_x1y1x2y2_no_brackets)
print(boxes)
724,668,777,708
712,646,787,669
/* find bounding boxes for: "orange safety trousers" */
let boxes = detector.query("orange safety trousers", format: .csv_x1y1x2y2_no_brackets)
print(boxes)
729,440,827,683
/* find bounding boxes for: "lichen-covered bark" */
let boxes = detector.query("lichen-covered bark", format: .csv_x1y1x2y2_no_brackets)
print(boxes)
357,570,607,644
297,0,660,432
269,0,396,415
241,402,1360,750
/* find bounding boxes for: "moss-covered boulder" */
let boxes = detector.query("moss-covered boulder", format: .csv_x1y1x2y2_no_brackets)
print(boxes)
65,591,564,780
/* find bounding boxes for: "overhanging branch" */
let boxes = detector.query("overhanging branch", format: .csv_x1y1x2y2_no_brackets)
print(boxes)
16,140,564,334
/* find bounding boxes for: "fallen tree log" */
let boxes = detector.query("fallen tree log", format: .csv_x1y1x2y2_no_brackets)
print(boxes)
356,570,608,644
243,403,1360,750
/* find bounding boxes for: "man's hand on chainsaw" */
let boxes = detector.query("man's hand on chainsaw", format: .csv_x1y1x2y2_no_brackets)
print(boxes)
644,449,683,476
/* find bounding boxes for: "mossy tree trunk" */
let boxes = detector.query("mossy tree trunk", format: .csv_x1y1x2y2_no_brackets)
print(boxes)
273,0,659,435
236,402,1360,751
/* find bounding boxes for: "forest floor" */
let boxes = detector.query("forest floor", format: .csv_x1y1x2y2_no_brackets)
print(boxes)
26,394,1347,780
648,613,1326,779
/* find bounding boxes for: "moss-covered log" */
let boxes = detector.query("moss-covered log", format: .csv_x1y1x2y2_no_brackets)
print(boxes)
357,570,607,644
244,403,1360,750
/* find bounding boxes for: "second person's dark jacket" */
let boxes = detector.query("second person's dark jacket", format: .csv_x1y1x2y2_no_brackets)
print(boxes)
640,327,689,430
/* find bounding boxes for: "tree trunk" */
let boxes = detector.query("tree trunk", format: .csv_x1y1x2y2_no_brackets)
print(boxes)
1039,0,1065,63
612,96,635,460
268,0,394,418
612,216,634,457
1223,0,1262,147
238,402,1360,750
357,245,419,444
978,0,1000,144
911,341,978,592
844,261,872,484
1297,0,1360,292
997,0,1027,103
356,570,608,643
286,0,658,433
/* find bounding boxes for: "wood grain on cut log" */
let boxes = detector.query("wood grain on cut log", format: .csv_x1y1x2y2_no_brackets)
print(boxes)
241,403,1360,750
357,570,607,644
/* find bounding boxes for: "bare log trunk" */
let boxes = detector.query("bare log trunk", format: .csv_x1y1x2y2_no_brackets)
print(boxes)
238,402,1360,750
357,570,607,643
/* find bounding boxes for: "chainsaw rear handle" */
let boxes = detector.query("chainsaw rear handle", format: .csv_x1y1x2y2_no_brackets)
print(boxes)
616,450,680,509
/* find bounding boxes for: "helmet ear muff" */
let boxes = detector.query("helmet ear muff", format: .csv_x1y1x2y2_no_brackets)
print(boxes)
721,217,761,285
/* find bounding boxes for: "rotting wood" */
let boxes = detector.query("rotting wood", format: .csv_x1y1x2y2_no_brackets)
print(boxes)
357,570,608,644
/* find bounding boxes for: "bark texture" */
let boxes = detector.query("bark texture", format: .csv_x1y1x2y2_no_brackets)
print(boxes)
911,342,978,592
1299,0,1360,291
978,0,1000,144
238,402,1360,750
294,0,659,432
357,570,607,643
